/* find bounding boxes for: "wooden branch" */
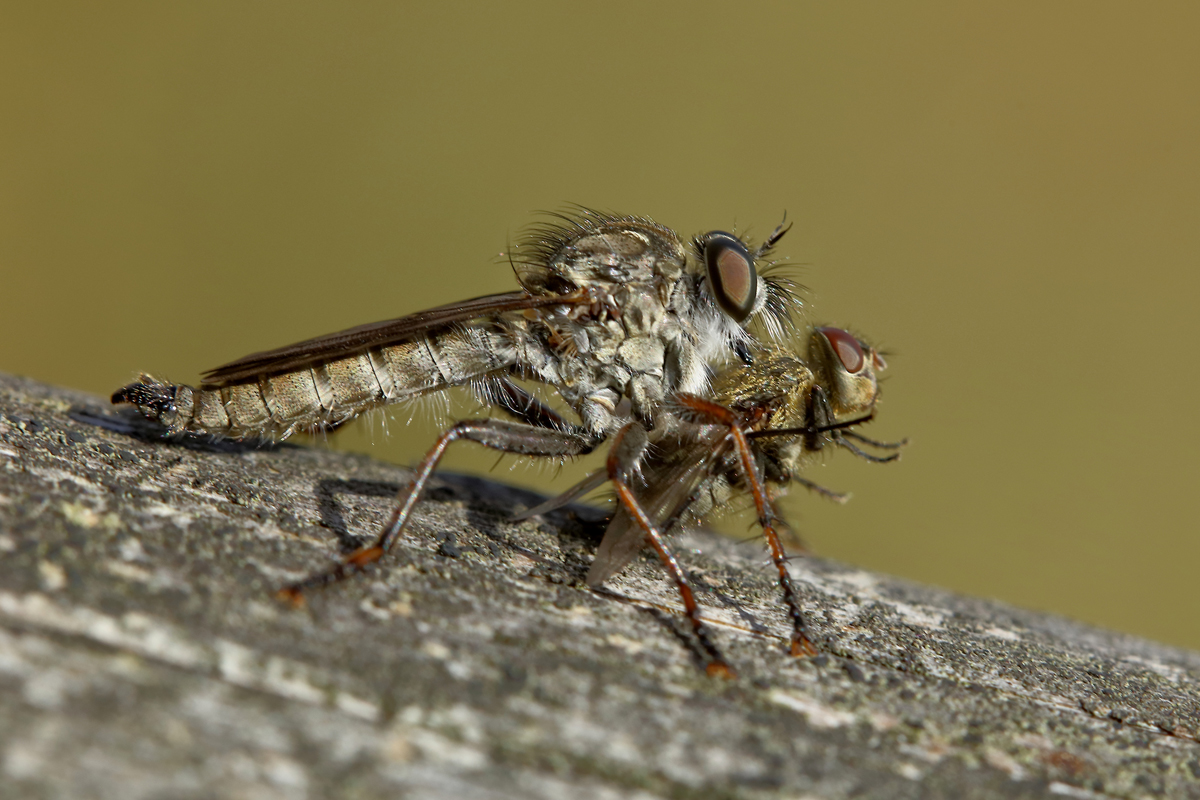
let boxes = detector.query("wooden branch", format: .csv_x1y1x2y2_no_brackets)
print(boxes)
1,372,1197,799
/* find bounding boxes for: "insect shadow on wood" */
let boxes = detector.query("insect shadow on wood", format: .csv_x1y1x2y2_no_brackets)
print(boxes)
646,604,724,673
313,472,608,581
70,406,293,455
314,478,401,552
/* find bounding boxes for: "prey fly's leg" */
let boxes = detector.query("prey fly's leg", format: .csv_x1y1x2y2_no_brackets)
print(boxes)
278,419,597,602
840,429,908,450
805,385,904,464
675,395,819,658
791,476,850,504
834,436,901,463
605,423,736,679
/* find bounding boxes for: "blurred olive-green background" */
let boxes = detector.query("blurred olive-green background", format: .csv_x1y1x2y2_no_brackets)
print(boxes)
3,3,1198,649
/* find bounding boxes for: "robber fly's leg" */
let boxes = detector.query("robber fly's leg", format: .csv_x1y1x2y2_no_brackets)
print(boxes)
840,429,909,450
278,419,596,603
490,376,589,436
765,495,812,555
676,395,818,658
606,423,735,679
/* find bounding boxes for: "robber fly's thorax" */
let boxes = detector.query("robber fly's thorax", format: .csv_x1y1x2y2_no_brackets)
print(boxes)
534,218,687,289
505,212,796,434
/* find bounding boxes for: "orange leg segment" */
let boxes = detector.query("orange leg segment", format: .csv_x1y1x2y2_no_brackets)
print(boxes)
278,418,595,603
606,424,735,678
675,395,818,658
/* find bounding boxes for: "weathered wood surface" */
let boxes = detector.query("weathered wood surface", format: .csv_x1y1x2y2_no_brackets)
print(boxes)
0,372,1198,800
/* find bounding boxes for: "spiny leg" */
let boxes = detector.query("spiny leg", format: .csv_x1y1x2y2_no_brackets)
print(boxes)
488,376,590,437
834,434,901,463
841,429,908,450
606,423,735,679
746,409,907,463
798,386,903,464
765,492,812,555
279,419,596,603
792,476,850,504
676,395,817,658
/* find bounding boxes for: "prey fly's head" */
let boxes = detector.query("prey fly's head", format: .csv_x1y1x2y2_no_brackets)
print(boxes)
704,326,892,481
809,326,886,424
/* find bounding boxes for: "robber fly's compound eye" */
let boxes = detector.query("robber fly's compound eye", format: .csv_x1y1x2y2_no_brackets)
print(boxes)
817,327,865,373
702,231,759,323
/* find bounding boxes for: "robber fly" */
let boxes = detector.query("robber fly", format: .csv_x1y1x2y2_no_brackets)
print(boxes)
518,325,904,677
113,209,799,598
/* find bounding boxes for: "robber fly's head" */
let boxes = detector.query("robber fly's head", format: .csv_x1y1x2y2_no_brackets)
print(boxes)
696,232,760,323
809,327,886,423
693,221,798,343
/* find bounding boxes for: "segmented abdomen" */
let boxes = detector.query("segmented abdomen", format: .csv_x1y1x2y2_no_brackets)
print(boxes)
114,327,516,440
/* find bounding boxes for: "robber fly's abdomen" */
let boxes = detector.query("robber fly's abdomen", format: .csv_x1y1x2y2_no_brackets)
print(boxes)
114,328,517,440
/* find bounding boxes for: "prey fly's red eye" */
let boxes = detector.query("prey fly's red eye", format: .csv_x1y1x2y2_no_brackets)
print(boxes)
818,327,865,373
702,231,758,323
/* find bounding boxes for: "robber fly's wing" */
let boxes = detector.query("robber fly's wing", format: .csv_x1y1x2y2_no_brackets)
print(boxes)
510,469,609,522
202,290,581,385
586,425,732,587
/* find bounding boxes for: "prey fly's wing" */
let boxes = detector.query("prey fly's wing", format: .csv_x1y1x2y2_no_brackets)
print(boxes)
586,423,734,587
201,290,584,386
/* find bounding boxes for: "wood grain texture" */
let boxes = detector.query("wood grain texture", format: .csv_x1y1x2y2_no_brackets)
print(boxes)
1,373,1198,799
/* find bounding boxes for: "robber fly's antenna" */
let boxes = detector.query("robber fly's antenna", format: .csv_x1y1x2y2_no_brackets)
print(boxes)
756,212,792,258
